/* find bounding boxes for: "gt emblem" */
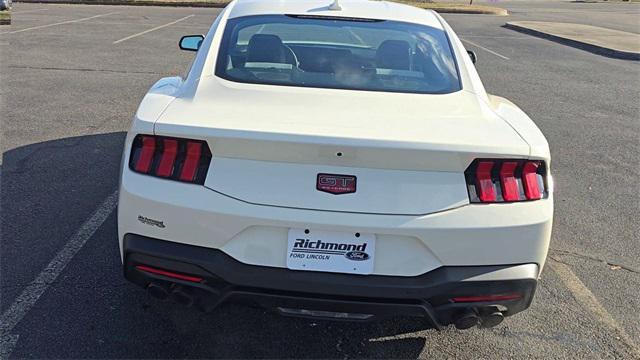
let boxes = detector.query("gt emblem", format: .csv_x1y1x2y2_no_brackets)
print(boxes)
316,173,357,195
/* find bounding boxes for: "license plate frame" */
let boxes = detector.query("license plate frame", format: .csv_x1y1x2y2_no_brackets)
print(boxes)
286,228,375,275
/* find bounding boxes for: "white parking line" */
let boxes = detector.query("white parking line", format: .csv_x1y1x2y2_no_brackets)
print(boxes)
0,191,118,358
549,259,640,357
2,12,118,35
10,8,48,14
460,38,510,60
113,14,195,44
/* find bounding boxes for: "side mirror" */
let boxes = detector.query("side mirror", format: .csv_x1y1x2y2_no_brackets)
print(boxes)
179,35,204,52
467,50,477,64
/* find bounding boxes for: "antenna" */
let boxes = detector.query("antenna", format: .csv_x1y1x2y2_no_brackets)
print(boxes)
328,0,342,11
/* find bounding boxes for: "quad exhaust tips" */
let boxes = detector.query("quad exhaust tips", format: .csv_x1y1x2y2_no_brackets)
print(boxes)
146,283,170,301
146,280,507,329
453,308,505,330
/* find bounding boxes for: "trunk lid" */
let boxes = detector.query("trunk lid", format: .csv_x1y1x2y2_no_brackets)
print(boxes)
154,83,530,215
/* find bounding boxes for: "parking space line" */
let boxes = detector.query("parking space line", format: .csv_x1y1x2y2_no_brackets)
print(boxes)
2,12,118,35
549,259,640,357
0,191,119,358
460,38,510,60
10,8,48,14
113,14,195,44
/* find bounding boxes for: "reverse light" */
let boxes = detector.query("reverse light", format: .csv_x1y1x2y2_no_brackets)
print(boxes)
129,134,212,184
465,159,548,203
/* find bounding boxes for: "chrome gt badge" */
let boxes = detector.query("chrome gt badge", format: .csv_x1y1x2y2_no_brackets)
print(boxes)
316,173,357,195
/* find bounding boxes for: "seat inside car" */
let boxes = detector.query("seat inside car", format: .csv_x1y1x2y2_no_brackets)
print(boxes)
375,40,412,70
246,34,298,66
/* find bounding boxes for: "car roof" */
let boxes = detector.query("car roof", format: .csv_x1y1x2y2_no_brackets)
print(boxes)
226,0,444,30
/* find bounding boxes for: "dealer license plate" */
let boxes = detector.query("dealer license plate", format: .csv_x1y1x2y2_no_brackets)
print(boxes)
286,228,375,275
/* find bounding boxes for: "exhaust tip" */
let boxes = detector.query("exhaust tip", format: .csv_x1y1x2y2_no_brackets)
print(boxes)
171,286,194,307
146,283,169,301
480,311,504,328
453,309,479,330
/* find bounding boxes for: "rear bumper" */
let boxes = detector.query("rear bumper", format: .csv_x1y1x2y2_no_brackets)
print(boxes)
124,234,538,327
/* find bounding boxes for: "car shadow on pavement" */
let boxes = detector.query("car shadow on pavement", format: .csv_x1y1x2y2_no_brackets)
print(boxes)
1,132,430,359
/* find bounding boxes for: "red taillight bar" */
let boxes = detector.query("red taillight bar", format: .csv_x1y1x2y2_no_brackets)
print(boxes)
465,159,547,203
179,141,203,182
522,161,542,200
451,293,522,303
156,139,178,178
129,135,212,185
476,161,497,202
135,265,203,283
499,161,520,202
134,136,156,173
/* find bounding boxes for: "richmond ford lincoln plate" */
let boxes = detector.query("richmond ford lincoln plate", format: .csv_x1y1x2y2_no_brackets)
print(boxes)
118,0,553,329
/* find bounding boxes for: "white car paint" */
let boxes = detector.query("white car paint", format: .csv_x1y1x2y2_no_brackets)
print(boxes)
118,0,552,277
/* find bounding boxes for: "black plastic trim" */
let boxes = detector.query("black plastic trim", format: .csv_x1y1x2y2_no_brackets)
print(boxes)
122,234,537,324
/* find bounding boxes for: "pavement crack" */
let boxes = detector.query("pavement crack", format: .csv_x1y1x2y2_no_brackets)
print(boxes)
549,248,639,274
7,65,165,75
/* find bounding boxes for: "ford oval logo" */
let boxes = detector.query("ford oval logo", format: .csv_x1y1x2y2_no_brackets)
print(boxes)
345,251,369,261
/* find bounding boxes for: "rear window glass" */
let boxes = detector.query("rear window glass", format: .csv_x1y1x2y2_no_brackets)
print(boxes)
215,15,461,94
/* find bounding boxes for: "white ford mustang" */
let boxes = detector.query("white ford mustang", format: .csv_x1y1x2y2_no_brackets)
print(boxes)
118,0,553,330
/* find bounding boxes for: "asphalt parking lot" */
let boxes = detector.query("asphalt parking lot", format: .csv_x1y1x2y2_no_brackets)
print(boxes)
1,1,639,358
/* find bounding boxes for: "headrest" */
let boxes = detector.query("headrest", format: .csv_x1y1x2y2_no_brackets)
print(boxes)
247,34,287,63
376,40,412,70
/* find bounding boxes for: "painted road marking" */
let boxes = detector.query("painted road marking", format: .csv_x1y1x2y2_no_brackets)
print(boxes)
0,191,119,358
549,259,640,357
113,15,195,44
1,12,118,35
0,334,19,360
460,38,510,60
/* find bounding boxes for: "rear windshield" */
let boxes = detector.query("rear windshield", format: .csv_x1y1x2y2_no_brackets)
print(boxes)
215,15,461,94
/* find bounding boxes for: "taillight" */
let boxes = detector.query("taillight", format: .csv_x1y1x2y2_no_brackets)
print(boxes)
475,161,496,202
129,134,212,184
465,159,547,203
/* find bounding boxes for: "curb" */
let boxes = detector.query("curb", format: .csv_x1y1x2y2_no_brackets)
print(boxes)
504,22,640,61
417,5,507,15
14,0,507,14
0,11,10,25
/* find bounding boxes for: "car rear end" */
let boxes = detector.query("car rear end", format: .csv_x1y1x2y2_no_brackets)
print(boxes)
119,101,553,329
118,0,553,330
